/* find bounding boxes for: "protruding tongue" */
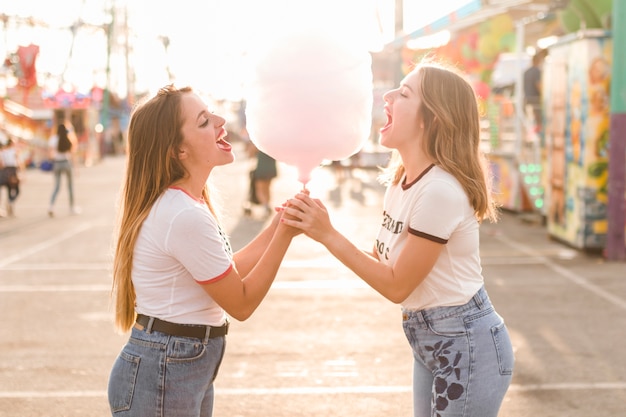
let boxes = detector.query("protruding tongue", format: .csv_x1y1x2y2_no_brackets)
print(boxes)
217,139,232,152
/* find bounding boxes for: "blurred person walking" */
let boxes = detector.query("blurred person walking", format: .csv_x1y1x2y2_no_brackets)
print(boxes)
47,123,80,216
523,49,547,132
0,137,23,217
250,146,278,217
284,60,514,417
242,128,278,217
108,85,299,417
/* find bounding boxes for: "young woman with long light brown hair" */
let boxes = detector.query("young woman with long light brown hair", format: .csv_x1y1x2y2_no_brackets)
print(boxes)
108,85,299,416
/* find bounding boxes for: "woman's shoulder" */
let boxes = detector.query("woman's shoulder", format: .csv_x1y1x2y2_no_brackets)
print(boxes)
430,166,463,183
163,199,221,244
157,189,216,222
420,167,466,202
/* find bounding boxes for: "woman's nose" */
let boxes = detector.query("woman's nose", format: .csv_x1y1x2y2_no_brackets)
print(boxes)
382,89,394,103
213,114,226,126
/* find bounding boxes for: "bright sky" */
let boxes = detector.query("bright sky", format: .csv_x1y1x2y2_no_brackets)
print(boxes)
0,0,472,101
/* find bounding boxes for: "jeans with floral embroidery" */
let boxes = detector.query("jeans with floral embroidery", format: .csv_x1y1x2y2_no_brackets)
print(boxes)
402,286,514,417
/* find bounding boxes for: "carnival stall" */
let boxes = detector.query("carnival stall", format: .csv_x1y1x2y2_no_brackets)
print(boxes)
543,29,612,249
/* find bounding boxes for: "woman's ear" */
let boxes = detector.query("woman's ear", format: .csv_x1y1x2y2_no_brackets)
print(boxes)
171,147,187,160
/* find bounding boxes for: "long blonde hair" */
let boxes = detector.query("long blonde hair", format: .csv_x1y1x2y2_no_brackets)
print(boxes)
111,85,215,332
382,60,498,222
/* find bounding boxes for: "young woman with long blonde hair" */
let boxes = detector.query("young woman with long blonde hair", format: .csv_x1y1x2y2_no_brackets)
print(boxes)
284,60,514,417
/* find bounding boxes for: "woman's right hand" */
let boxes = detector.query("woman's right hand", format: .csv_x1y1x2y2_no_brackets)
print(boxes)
281,193,335,244
273,188,310,238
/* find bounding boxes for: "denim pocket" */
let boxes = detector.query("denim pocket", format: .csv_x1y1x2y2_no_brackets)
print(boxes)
167,338,206,362
491,322,514,375
108,351,140,413
426,315,467,338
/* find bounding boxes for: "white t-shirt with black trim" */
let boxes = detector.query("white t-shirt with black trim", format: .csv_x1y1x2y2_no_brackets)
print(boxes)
375,165,483,310
133,188,232,326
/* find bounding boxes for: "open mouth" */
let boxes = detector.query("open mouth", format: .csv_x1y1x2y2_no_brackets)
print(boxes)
216,131,232,151
380,108,392,133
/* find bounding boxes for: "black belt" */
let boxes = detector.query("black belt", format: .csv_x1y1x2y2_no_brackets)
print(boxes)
135,314,228,339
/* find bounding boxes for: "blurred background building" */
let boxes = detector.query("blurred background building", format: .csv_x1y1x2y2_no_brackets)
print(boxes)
373,0,622,257
0,0,623,257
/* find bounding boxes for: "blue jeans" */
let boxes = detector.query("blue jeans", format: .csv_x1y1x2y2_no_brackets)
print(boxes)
108,325,226,417
402,286,514,417
50,160,74,207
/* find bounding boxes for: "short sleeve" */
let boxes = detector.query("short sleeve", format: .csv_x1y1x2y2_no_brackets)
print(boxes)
408,180,467,242
165,206,233,283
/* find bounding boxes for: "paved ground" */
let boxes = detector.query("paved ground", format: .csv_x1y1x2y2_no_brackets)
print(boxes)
0,142,625,416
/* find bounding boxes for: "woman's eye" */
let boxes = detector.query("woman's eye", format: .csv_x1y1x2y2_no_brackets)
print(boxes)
200,118,210,128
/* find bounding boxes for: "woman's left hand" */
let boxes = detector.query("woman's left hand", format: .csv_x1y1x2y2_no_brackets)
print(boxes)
281,193,334,244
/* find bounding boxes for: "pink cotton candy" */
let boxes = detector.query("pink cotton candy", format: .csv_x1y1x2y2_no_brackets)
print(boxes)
245,29,373,185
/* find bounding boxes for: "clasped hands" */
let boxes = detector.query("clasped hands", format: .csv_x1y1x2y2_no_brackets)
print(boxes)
274,189,333,243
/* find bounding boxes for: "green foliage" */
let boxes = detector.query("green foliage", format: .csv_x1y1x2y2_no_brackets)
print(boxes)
559,0,612,32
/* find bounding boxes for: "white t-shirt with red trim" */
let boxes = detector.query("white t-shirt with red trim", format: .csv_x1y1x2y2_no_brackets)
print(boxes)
133,188,232,326
375,165,483,310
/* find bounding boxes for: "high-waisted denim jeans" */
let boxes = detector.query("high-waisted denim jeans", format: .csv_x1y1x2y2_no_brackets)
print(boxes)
108,324,226,417
402,286,514,417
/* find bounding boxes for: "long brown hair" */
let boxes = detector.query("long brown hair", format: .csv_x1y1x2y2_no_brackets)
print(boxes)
382,60,499,222
111,85,215,332
56,124,73,153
